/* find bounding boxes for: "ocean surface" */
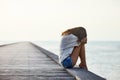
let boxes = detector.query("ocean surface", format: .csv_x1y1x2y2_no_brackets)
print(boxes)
0,41,120,80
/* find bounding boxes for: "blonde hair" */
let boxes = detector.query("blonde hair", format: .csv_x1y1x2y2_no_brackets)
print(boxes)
62,27,87,41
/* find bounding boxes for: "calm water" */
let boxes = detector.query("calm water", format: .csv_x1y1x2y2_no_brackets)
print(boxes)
0,41,120,80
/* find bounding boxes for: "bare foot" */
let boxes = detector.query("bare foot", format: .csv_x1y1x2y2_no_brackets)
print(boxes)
79,63,88,70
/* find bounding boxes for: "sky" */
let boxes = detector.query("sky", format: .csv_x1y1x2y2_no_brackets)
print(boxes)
0,0,120,41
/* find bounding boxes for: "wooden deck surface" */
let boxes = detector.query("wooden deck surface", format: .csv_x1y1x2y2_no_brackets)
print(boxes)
0,42,106,80
0,42,74,80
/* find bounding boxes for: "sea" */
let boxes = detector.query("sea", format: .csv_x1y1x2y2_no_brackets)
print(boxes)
0,41,120,80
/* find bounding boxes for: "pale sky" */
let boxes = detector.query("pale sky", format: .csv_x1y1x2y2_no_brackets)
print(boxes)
0,0,120,41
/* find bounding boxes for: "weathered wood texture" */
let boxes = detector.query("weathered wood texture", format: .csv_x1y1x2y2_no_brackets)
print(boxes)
0,42,74,80
32,42,106,80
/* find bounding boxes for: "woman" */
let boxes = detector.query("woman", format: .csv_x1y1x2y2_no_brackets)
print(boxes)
59,27,88,70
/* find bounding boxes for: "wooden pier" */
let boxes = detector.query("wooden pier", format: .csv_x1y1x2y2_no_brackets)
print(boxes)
0,42,106,80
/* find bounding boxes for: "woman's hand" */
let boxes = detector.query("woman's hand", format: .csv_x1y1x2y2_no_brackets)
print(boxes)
81,37,87,44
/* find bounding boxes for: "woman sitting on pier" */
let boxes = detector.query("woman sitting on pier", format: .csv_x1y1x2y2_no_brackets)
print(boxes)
59,27,88,70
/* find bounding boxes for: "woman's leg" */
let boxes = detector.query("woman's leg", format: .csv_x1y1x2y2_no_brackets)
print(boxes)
70,44,82,66
70,43,88,70
79,44,88,70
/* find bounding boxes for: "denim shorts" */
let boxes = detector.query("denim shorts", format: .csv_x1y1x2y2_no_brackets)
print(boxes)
61,56,73,68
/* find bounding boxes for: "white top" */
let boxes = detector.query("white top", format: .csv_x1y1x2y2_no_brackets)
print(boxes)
59,34,80,63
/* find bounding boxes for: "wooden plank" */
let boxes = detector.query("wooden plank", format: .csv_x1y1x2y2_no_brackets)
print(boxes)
0,75,75,80
66,68,106,80
0,71,72,77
